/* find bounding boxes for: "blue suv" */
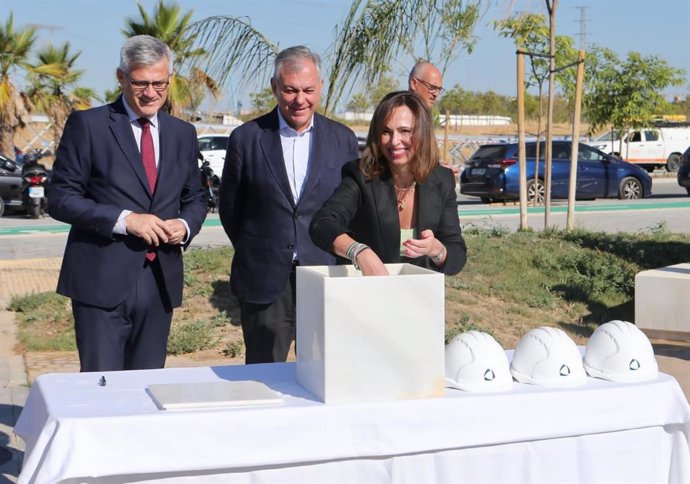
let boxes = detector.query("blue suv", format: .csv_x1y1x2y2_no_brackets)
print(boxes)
460,141,652,203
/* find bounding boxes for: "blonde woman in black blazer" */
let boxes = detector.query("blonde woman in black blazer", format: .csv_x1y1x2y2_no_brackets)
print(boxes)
310,91,467,276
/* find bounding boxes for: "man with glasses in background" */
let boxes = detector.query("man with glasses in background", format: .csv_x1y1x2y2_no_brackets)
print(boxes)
408,61,459,175
48,35,207,372
408,61,444,107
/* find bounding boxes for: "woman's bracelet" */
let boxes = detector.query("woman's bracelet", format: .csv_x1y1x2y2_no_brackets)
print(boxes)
346,241,370,271
431,245,447,265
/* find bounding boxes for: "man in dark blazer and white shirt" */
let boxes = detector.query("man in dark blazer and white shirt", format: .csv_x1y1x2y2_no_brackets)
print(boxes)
48,35,207,372
219,45,359,364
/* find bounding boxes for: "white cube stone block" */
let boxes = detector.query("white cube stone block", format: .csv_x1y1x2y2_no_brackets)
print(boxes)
296,264,446,404
635,263,690,341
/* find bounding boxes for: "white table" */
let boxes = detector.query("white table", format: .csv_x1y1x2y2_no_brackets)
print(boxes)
15,362,690,484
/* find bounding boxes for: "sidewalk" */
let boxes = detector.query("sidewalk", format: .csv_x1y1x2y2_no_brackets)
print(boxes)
0,257,688,482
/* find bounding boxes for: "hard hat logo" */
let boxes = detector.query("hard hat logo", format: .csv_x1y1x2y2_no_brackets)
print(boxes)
510,326,587,388
583,320,658,382
445,331,513,393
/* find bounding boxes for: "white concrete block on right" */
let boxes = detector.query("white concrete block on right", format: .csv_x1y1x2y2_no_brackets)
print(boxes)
635,262,690,341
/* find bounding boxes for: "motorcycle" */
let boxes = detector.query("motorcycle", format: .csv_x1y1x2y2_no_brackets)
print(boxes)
21,148,51,219
199,154,220,213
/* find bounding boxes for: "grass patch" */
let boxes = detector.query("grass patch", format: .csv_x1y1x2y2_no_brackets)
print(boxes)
167,320,215,355
10,229,690,355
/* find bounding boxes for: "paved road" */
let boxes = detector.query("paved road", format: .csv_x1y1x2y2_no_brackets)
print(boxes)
1,178,687,260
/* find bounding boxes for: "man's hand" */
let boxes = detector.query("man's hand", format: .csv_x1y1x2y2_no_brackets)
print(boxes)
125,213,171,246
164,219,187,245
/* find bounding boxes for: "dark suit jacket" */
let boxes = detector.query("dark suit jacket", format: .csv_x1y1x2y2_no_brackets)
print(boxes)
47,97,207,308
219,109,359,304
310,160,467,275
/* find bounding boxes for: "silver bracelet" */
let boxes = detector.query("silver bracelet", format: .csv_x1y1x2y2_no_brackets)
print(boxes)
431,245,447,265
347,242,369,271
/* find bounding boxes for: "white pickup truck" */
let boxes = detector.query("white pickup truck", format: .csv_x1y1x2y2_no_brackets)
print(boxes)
587,124,690,172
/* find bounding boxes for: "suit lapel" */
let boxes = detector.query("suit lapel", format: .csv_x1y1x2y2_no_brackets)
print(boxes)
416,169,442,231
298,114,324,204
260,110,296,207
371,173,400,259
156,112,173,199
108,99,153,198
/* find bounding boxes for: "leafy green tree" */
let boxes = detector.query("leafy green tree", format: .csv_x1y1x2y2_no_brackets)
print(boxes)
494,12,577,138
25,42,97,147
248,86,275,116
404,0,482,73
584,45,686,136
369,74,400,108
346,92,370,114
0,13,36,157
187,0,482,115
122,0,220,119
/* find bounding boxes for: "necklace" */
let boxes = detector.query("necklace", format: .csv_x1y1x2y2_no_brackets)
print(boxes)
394,182,416,211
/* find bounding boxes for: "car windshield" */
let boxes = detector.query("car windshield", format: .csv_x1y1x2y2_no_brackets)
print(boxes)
593,130,623,142
471,145,507,160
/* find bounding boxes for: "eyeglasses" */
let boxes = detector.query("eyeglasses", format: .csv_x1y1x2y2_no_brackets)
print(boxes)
127,76,170,92
414,78,444,95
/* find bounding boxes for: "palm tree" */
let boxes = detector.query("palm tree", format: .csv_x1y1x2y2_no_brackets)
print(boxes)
25,42,98,148
122,0,220,119
0,13,36,157
186,0,482,115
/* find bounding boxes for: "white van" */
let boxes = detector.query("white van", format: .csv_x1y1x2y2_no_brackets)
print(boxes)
588,124,690,172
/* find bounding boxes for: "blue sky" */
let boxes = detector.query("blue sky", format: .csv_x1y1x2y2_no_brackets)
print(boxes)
5,0,689,113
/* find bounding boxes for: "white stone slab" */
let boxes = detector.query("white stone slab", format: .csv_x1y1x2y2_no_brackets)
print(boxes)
296,264,446,404
635,263,690,341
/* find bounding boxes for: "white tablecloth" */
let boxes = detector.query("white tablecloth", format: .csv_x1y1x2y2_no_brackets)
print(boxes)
15,362,690,484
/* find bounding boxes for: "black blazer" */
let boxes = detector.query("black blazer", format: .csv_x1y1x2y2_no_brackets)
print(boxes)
47,97,208,308
310,160,467,275
219,109,359,304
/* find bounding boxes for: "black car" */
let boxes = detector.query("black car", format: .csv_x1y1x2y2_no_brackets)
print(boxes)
677,145,690,195
0,154,23,216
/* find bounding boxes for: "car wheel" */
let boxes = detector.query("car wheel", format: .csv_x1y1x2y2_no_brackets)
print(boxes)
686,187,690,196
480,197,493,204
526,179,545,205
666,154,681,172
618,177,643,199
0,197,4,217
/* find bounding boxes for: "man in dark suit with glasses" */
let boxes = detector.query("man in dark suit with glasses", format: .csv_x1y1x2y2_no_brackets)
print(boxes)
48,35,207,372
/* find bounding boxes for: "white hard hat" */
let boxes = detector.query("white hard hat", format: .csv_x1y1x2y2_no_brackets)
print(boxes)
445,331,513,392
510,326,587,387
583,320,658,382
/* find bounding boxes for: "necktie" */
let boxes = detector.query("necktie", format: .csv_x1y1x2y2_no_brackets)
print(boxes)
138,117,157,192
139,117,158,262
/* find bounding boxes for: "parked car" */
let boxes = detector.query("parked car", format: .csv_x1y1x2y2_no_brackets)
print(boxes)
587,124,690,172
197,134,230,179
460,141,652,203
677,145,690,195
0,154,24,216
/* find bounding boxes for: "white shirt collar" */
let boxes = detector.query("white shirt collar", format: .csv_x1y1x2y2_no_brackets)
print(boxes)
277,108,314,135
121,96,159,128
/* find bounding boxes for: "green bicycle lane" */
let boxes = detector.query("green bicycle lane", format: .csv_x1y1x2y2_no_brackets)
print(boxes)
459,200,690,217
1,200,688,236
0,218,227,237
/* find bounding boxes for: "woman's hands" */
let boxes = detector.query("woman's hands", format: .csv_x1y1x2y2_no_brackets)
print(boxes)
402,229,447,266
355,248,389,276
333,233,389,276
